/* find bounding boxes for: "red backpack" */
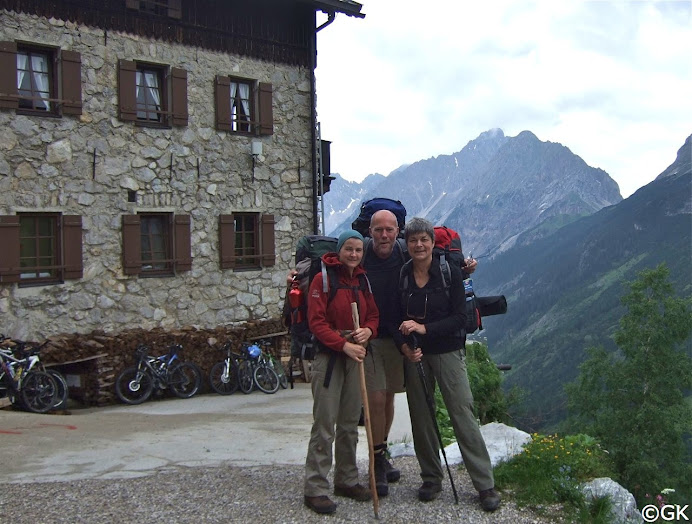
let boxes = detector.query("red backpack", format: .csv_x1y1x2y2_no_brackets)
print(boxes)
433,226,481,333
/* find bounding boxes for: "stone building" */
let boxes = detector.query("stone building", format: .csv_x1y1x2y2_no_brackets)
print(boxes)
0,0,363,341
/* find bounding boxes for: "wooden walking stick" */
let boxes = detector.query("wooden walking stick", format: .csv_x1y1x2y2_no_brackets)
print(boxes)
351,302,379,519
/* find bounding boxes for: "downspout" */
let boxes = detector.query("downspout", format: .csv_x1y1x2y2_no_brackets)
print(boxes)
310,11,336,234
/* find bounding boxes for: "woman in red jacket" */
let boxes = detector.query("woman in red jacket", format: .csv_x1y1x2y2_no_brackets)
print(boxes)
303,230,379,515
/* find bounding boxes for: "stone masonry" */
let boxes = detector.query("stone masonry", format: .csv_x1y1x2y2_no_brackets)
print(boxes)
0,10,315,340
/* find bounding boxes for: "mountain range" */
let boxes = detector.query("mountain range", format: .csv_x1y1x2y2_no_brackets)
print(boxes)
323,130,692,431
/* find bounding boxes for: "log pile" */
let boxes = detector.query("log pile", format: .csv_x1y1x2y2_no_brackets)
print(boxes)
36,318,291,406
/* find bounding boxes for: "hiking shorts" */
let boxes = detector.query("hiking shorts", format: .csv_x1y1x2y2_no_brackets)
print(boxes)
365,337,405,394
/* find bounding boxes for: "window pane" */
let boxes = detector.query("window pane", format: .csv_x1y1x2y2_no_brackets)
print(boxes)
17,49,52,111
19,214,58,281
136,67,163,122
140,214,172,273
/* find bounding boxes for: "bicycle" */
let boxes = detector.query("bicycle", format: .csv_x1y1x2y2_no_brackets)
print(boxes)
209,341,245,395
6,338,69,410
115,343,202,405
258,339,288,390
0,336,58,413
237,342,280,394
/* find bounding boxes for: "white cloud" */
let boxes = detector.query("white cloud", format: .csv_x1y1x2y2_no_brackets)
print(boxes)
315,0,692,197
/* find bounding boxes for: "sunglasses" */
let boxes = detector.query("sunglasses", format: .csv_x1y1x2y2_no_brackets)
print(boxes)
406,292,428,320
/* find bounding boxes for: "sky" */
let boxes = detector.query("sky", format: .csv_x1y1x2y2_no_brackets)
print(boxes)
314,0,692,198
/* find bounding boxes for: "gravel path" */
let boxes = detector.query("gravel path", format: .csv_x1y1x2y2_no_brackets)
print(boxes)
0,457,562,523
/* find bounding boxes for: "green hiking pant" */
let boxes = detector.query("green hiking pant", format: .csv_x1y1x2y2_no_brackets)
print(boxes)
404,349,494,492
304,350,363,497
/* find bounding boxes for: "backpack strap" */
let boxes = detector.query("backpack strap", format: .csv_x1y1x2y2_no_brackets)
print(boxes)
437,252,452,299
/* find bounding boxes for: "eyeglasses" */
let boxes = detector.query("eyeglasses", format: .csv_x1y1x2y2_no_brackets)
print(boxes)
406,292,427,320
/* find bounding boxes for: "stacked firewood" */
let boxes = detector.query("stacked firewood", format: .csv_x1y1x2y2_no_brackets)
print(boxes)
36,318,290,405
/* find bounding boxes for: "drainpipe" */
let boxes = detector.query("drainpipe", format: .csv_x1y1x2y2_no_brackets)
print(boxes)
310,11,336,234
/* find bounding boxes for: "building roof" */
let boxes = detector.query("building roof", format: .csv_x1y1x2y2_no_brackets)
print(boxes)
304,0,365,18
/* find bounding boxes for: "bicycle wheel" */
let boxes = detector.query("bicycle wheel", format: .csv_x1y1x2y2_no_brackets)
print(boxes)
20,371,57,413
115,366,154,404
254,363,279,394
210,360,239,395
238,360,254,394
272,358,289,390
168,362,201,399
46,369,69,410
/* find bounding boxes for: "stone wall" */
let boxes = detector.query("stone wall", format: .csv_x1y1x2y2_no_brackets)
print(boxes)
0,10,315,340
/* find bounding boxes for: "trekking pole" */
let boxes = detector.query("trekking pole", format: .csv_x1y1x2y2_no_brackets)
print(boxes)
351,302,379,519
411,334,459,504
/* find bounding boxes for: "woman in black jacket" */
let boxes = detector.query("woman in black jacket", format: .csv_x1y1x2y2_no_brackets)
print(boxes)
394,217,500,512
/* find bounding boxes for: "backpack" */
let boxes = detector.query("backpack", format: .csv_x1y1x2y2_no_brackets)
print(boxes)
351,197,406,237
284,235,371,362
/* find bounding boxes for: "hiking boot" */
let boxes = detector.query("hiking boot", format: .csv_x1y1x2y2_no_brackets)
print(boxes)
373,452,389,496
479,488,501,512
304,495,337,514
418,481,442,502
334,483,372,502
384,456,401,483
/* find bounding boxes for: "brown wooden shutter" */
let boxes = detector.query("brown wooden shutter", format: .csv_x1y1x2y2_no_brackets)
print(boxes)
174,215,192,272
168,0,182,19
125,0,139,9
0,41,18,110
219,214,236,269
215,75,232,131
0,216,20,283
60,50,82,116
62,215,83,279
118,59,137,122
170,67,188,127
260,214,276,267
258,82,273,136
122,215,142,275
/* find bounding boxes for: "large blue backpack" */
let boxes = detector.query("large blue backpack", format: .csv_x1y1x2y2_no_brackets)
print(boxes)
351,197,406,237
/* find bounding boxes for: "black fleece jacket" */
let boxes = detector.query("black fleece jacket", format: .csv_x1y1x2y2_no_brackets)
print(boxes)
393,255,467,355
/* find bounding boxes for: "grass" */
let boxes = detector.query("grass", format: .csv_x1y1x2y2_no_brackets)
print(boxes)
494,433,617,523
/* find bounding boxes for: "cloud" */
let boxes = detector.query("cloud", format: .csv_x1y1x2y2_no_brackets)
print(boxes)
315,0,692,197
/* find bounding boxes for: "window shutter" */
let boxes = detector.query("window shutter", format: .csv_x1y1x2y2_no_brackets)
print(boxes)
0,41,18,110
219,214,236,269
61,50,82,116
125,0,139,9
258,82,273,136
215,75,232,131
0,216,20,283
62,215,83,280
260,214,276,267
170,67,188,127
168,0,182,19
118,59,137,122
122,215,142,275
174,215,192,272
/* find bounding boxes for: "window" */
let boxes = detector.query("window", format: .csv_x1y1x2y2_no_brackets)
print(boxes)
19,214,59,280
0,41,82,116
215,76,273,135
0,214,83,285
122,214,191,276
125,0,182,19
118,59,187,127
136,65,165,123
17,48,53,112
219,214,275,270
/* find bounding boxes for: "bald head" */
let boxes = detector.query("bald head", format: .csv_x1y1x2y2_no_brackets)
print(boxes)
369,210,399,259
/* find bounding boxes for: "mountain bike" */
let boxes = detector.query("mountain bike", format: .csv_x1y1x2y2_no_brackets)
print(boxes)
208,340,245,395
115,343,202,404
258,339,288,390
6,338,69,410
0,336,58,413
237,342,280,394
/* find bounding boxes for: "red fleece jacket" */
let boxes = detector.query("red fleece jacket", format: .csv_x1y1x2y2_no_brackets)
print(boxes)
307,252,379,353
